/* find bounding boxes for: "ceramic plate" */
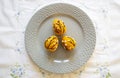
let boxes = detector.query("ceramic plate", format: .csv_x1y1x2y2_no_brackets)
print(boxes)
25,3,96,73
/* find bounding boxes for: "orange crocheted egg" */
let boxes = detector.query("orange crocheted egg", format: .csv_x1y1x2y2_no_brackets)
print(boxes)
62,36,76,51
53,19,66,35
44,35,59,52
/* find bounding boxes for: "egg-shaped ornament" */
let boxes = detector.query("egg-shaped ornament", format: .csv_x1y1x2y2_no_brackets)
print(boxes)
44,35,59,52
62,36,76,51
53,19,67,35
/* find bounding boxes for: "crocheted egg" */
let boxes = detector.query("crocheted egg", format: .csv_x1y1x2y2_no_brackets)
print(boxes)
53,19,66,35
62,36,76,51
44,35,59,52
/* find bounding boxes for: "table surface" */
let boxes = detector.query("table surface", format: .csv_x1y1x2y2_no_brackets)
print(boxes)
0,0,120,78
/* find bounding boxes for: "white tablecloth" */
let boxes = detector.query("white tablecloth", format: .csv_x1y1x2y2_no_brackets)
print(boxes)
0,0,120,78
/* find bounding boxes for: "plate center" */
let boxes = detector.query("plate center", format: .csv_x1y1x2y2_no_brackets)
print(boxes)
38,14,84,63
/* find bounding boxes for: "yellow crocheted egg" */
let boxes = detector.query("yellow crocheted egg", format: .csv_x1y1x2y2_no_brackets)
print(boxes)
44,35,59,52
62,36,76,51
53,19,66,35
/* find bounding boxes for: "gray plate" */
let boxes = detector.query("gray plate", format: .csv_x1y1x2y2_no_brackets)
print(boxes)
25,3,96,73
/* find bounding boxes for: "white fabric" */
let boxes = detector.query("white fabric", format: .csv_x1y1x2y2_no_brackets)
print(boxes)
0,0,120,78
